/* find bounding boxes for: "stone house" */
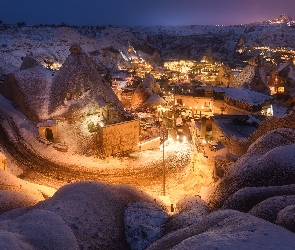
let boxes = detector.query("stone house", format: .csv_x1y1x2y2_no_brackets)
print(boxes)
98,120,140,156
37,120,57,142
268,60,295,99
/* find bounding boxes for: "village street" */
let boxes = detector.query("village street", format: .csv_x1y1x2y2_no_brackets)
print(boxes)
0,106,194,203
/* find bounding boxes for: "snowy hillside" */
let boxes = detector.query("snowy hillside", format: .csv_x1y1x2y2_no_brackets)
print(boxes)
1,22,295,77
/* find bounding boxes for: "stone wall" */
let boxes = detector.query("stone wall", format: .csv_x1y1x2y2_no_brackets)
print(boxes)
99,120,140,156
174,95,212,112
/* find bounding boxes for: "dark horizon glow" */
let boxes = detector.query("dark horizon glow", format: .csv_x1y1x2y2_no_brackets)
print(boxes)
1,0,295,26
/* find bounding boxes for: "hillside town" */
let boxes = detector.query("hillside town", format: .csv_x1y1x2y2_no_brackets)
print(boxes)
1,36,295,193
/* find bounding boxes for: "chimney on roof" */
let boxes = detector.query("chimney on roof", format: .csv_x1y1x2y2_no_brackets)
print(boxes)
69,44,82,54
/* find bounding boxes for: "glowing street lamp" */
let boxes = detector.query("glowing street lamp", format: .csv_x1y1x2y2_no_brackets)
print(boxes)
160,125,167,196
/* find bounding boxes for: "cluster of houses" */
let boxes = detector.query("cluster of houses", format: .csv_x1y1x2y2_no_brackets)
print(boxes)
1,42,295,158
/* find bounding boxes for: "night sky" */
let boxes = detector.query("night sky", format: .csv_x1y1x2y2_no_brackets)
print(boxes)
1,0,295,26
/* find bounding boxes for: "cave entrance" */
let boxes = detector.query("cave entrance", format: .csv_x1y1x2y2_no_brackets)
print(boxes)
45,128,54,141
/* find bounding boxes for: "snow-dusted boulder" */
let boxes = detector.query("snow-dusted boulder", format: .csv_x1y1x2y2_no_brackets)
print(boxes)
146,210,295,250
208,128,295,210
177,196,210,214
0,209,79,250
124,201,168,250
25,181,154,250
20,54,42,71
276,205,295,232
241,128,295,161
0,190,39,215
222,184,295,212
163,196,210,234
249,195,295,223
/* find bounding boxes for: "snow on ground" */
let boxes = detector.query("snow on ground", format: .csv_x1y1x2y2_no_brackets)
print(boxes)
0,93,188,168
0,90,194,212
0,170,56,201
273,104,288,116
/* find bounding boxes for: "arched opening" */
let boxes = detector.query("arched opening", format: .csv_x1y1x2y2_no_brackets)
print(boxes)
45,128,54,141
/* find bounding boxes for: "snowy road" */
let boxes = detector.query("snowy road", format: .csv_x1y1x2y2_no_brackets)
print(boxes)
0,106,193,200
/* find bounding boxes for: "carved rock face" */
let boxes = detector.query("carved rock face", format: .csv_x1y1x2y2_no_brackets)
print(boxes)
69,44,82,54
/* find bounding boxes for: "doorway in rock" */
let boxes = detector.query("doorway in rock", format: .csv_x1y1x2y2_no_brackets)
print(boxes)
45,128,54,142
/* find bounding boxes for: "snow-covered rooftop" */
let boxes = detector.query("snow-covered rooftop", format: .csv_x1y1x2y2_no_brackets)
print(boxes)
223,87,271,105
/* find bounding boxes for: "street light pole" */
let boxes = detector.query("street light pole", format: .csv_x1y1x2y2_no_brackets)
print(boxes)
162,130,165,196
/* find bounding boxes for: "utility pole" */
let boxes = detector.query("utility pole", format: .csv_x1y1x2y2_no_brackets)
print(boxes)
162,130,165,196
161,125,166,196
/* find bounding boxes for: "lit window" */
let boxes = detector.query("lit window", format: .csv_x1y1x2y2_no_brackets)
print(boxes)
278,87,284,93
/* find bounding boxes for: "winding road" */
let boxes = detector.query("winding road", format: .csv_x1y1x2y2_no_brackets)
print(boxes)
0,107,192,195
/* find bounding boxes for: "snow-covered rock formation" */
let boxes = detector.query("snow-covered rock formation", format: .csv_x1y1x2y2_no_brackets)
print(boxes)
49,44,123,119
214,64,235,86
231,55,270,95
1,180,295,250
208,128,295,210
0,44,124,123
146,209,295,250
131,73,162,108
0,66,52,121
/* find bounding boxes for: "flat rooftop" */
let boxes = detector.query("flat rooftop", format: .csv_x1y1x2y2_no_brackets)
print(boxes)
214,117,258,139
